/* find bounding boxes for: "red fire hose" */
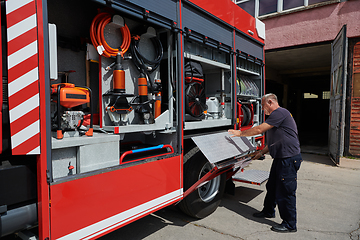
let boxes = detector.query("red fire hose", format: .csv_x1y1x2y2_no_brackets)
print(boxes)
90,12,131,58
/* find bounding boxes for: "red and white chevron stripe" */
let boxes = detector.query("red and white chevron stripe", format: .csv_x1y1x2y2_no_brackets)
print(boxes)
6,0,40,155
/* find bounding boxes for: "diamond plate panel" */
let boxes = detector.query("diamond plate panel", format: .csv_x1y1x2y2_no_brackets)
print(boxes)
191,131,255,164
233,169,269,185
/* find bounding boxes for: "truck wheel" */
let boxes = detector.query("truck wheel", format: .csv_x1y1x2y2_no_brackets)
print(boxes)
179,147,226,219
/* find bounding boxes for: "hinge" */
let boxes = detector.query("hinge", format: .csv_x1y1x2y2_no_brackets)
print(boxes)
143,9,150,19
203,36,208,44
184,27,191,38
172,21,179,32
46,170,51,184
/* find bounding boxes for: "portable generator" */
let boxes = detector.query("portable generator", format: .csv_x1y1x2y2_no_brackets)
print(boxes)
51,83,93,139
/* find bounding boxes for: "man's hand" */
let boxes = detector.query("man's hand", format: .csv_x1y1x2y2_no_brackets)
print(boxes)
228,129,242,137
228,123,273,138
252,151,263,160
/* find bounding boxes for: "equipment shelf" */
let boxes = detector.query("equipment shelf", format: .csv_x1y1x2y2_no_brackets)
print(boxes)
184,53,231,70
236,67,260,76
184,118,232,130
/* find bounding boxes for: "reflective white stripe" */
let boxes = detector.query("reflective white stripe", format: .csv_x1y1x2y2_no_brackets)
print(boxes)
58,189,183,240
8,40,38,69
7,14,37,42
5,0,33,14
8,67,38,96
11,120,39,149
27,146,40,155
6,0,40,154
9,94,39,123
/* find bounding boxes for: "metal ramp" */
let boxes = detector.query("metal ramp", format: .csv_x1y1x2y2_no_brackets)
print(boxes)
191,132,255,164
233,169,269,185
182,132,257,198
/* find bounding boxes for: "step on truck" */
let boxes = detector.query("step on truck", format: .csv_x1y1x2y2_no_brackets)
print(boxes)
0,0,266,239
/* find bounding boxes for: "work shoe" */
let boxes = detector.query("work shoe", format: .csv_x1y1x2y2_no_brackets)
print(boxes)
270,224,297,233
252,211,275,218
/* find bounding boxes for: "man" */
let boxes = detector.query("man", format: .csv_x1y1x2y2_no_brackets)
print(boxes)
228,93,302,233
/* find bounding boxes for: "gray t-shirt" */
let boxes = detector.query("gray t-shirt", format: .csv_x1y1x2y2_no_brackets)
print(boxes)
265,107,300,158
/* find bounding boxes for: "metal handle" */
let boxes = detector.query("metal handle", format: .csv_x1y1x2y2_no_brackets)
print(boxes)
120,144,174,164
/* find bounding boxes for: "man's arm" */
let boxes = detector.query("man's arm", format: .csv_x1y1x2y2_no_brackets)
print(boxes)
253,145,269,160
228,122,273,137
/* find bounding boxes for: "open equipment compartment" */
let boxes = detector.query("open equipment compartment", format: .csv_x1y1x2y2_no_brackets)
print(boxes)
235,30,265,148
182,1,234,131
236,52,263,130
48,0,180,181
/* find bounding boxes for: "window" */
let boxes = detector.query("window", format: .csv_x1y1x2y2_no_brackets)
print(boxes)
236,0,337,18
237,0,256,17
309,0,330,5
283,0,304,11
322,91,330,99
259,0,277,16
304,93,318,99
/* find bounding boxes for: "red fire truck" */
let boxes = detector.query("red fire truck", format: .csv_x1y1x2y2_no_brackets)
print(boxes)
0,0,266,239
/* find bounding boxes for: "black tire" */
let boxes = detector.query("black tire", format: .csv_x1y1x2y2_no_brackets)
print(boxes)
178,147,226,219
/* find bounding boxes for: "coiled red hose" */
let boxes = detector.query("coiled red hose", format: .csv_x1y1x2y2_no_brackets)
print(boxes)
90,12,131,58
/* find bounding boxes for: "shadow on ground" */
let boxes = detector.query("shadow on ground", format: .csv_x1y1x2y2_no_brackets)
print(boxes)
219,186,277,227
301,152,336,166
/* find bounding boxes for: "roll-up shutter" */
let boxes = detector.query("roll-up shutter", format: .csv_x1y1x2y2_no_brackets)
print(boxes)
235,32,263,61
182,2,233,48
92,0,178,29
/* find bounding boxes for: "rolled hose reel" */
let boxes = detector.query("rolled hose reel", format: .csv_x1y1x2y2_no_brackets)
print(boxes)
238,103,253,127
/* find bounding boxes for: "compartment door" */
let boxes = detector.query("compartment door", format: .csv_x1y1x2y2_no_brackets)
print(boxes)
329,25,347,164
181,2,233,47
5,0,41,155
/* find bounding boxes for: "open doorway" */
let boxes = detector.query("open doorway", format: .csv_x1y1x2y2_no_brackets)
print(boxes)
287,75,330,147
265,43,331,154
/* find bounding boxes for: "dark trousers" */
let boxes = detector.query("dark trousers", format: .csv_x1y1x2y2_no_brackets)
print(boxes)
262,153,302,230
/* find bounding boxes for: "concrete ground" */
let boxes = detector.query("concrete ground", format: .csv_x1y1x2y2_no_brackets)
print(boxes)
100,153,360,240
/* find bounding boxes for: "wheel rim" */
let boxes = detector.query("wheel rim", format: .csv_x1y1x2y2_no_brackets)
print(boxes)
198,162,220,203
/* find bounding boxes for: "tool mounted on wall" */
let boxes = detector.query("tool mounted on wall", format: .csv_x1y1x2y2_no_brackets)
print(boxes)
103,53,134,125
90,12,164,126
154,79,162,119
90,12,131,58
129,26,164,124
129,73,154,124
90,12,133,125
